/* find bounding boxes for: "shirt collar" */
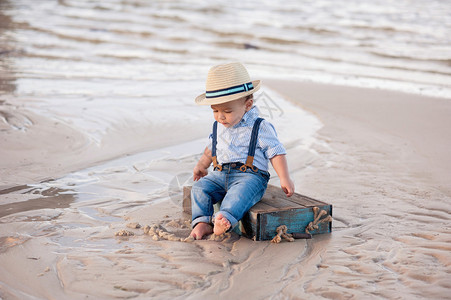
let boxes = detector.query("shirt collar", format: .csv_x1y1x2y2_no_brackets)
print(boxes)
234,106,260,128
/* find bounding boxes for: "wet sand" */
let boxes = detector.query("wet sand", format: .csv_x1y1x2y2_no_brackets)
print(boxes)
267,81,451,299
0,100,209,190
1,81,451,299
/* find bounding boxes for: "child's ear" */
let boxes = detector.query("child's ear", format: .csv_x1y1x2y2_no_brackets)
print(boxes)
245,97,253,110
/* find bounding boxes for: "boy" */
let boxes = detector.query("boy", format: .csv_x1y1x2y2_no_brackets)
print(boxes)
190,62,294,240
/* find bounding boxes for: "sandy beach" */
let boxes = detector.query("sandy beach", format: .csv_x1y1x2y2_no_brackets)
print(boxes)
1,0,451,298
1,80,450,299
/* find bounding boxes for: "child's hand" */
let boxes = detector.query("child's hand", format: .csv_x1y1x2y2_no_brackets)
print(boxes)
280,177,295,197
270,155,295,197
193,165,208,181
193,147,212,181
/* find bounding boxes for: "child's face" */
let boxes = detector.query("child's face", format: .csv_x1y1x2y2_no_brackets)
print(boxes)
211,97,253,128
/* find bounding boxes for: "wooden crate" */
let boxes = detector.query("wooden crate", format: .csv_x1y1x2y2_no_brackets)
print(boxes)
183,185,332,241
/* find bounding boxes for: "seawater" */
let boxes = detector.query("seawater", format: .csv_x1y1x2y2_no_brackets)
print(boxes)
1,0,450,157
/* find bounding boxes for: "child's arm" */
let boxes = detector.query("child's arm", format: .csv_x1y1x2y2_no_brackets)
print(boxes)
270,154,295,197
193,147,213,181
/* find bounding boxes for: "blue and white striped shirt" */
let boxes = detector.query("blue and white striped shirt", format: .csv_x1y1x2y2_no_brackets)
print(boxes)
206,106,286,171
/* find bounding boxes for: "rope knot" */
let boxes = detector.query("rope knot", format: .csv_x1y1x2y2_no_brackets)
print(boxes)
271,225,295,243
305,207,332,234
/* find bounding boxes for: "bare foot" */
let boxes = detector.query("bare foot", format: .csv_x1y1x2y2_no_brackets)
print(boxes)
190,222,213,240
213,213,231,235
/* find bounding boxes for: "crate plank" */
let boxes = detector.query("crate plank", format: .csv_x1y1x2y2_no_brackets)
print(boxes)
263,185,328,207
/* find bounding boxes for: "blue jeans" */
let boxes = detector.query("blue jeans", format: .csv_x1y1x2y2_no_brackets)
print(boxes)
191,164,270,229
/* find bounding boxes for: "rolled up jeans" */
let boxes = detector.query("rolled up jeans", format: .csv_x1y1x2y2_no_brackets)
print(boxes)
191,164,270,229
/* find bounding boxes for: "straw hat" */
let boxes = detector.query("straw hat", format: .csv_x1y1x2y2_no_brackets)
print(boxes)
195,62,261,105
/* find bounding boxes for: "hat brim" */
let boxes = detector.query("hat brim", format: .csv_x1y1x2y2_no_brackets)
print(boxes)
195,80,261,105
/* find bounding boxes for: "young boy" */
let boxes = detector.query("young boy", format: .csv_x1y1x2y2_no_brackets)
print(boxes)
190,62,295,240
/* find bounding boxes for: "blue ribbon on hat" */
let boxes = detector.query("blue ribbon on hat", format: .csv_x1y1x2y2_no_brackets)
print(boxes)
206,82,254,98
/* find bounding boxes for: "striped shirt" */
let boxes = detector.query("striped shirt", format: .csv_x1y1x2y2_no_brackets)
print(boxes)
206,106,286,171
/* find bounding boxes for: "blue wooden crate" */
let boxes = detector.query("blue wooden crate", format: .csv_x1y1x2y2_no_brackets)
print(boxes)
183,185,332,241
238,185,332,240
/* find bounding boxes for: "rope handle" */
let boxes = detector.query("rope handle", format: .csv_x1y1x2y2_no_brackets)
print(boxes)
305,207,333,234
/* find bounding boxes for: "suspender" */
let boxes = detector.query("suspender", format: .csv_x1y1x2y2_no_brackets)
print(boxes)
211,121,221,171
211,117,264,172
